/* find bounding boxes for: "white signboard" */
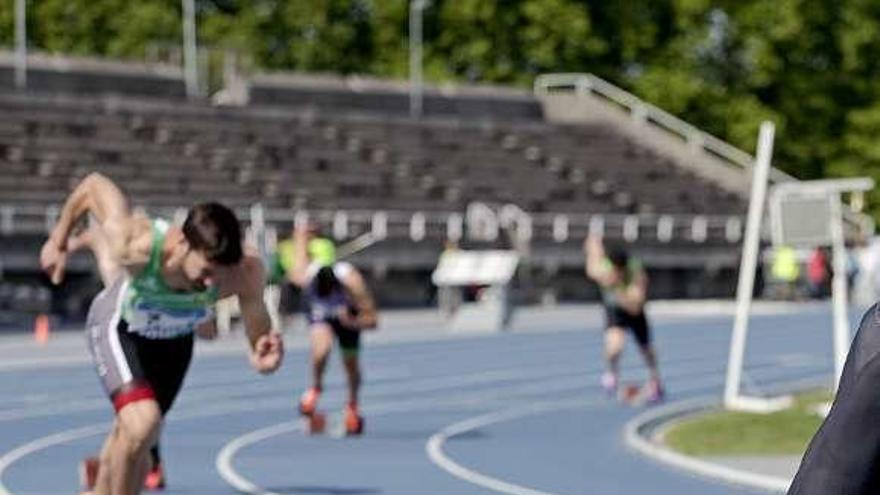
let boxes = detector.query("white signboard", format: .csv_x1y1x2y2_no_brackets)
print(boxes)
431,250,519,287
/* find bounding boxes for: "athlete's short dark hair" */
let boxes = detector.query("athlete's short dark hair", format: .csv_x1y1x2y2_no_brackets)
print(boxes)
183,202,243,265
315,265,341,297
607,246,629,269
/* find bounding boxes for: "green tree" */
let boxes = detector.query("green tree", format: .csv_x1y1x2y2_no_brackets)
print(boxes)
31,0,179,57
367,0,408,78
432,0,603,84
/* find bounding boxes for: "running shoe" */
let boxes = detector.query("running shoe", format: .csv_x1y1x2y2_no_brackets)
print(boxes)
79,456,99,490
645,380,665,404
143,462,166,491
298,387,321,416
600,371,618,396
344,403,364,436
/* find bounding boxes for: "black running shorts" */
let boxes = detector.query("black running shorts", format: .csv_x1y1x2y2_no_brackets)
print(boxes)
605,306,651,347
86,277,193,414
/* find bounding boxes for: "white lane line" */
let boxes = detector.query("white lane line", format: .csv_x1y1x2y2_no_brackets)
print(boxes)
215,360,742,495
0,331,595,414
622,397,790,494
622,374,830,495
0,339,806,423
0,318,586,373
0,332,825,495
0,359,709,495
216,421,299,495
215,392,602,494
0,360,597,495
426,399,587,495
0,359,588,423
0,422,109,495
0,351,816,495
421,369,809,495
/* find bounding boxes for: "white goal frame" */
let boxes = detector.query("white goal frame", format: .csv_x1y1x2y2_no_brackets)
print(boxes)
723,120,873,412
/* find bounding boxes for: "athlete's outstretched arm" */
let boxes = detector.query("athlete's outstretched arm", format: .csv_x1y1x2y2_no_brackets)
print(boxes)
287,225,311,288
41,173,131,284
584,234,610,285
66,225,124,287
342,268,378,330
237,256,284,374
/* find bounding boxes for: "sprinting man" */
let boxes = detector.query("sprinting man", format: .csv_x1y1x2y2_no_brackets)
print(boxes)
40,173,283,495
68,225,218,491
584,234,664,402
287,224,378,435
270,222,336,330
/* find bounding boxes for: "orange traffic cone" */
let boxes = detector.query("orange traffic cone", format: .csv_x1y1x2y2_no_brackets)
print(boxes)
34,314,50,345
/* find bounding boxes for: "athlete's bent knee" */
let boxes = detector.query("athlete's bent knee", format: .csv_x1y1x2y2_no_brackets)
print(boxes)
605,327,626,350
116,401,161,457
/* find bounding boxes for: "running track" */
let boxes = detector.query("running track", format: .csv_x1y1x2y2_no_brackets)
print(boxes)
0,304,852,494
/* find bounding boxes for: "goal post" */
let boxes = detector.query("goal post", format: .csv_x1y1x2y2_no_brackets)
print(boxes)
723,122,787,413
769,178,874,392
723,133,874,412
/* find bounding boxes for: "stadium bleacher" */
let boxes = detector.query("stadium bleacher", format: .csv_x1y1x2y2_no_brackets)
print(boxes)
0,91,743,215
0,56,749,313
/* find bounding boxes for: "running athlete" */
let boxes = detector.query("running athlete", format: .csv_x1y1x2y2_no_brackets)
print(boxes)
584,234,664,402
287,224,378,434
787,303,880,494
40,173,283,495
68,225,216,491
270,222,336,330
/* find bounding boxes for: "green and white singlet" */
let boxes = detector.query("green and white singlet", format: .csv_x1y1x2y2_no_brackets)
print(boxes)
123,219,218,339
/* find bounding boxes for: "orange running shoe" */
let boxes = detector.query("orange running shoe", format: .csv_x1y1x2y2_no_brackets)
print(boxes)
143,462,166,491
79,456,99,490
298,387,321,416
344,403,364,436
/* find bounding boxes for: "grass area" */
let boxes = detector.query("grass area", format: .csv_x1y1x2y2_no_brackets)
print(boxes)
663,390,832,456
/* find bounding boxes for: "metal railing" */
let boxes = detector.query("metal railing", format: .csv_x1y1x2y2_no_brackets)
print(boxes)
533,73,795,184
0,203,745,246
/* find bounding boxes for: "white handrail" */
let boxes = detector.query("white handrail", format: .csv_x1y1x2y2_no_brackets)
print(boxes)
534,73,796,183
4,203,749,242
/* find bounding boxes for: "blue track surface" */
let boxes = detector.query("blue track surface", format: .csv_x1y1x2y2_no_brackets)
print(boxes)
0,306,849,495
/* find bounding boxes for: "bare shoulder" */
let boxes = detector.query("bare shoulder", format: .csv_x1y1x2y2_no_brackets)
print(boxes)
218,254,265,299
113,214,152,273
240,254,266,278
341,265,371,296
126,216,153,256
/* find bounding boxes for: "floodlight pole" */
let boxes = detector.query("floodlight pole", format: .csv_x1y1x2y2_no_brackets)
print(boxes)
829,194,849,391
14,0,26,90
182,0,199,99
409,0,428,119
724,121,775,408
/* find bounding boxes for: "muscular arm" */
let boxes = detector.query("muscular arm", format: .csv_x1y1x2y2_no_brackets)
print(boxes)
234,255,283,374
287,226,311,288
584,235,611,285
236,256,274,347
41,173,143,284
342,268,378,330
49,173,129,255
67,225,124,287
